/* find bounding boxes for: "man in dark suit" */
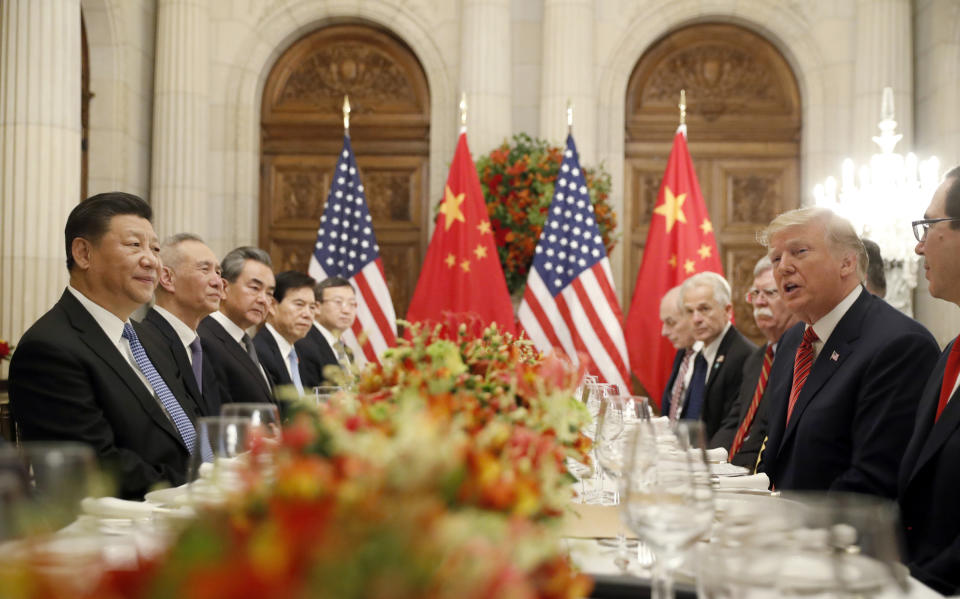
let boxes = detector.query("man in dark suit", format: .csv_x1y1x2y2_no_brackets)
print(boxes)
9,192,203,498
139,233,225,416
658,285,696,419
758,207,938,498
253,271,315,396
198,247,276,407
710,256,798,468
898,166,960,594
297,277,358,388
668,272,755,440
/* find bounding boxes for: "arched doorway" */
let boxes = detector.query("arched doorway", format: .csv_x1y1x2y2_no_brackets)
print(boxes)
624,23,801,342
259,23,430,318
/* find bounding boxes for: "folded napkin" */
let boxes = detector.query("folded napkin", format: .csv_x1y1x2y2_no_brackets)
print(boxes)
81,496,158,519
704,447,729,463
715,472,771,492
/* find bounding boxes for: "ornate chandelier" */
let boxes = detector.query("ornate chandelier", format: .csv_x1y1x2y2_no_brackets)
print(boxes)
813,87,940,317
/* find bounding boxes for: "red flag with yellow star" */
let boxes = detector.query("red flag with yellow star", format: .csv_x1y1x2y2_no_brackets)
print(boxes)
406,132,516,336
625,126,723,408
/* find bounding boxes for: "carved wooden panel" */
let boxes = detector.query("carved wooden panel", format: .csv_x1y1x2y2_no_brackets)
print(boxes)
259,23,430,320
624,23,801,346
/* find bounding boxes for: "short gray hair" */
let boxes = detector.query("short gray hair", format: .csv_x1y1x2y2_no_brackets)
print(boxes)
221,246,272,283
758,207,867,281
660,285,684,313
681,271,731,307
753,255,773,278
159,233,205,270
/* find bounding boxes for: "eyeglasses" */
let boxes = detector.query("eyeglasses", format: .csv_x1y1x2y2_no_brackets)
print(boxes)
745,287,779,303
322,298,358,309
912,217,960,242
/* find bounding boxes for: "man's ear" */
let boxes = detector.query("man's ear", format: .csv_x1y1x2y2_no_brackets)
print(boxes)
158,265,176,293
71,238,93,270
725,302,734,322
839,251,857,278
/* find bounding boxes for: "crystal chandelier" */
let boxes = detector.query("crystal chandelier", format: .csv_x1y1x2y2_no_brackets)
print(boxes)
813,87,940,317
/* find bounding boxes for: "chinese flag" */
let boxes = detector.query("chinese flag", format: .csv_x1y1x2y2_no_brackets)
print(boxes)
625,127,723,408
407,132,517,337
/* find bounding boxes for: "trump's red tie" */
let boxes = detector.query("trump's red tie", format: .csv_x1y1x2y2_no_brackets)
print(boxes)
786,327,818,425
729,344,775,459
934,337,960,422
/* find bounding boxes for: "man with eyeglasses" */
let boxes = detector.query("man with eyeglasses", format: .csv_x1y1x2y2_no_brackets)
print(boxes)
198,247,278,406
710,256,798,468
898,166,960,595
296,277,358,387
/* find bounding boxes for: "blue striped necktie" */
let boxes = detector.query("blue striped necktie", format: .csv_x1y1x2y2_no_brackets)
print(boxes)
122,323,198,455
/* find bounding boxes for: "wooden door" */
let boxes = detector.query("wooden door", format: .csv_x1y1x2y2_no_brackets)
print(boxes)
624,23,802,343
260,24,430,318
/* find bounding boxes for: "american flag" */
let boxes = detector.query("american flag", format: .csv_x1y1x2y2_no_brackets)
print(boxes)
517,134,630,389
308,135,397,364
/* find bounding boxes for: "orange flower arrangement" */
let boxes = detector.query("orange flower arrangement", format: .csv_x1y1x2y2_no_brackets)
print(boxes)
477,134,618,294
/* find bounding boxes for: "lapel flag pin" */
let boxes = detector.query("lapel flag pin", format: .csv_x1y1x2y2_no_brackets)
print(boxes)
717,355,725,364
830,351,839,362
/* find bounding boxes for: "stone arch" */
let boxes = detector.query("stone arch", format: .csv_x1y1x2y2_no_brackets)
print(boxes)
596,1,834,292
217,0,455,250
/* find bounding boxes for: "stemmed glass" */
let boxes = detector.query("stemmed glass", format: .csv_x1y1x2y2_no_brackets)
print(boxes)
622,420,715,599
187,416,256,507
220,403,282,443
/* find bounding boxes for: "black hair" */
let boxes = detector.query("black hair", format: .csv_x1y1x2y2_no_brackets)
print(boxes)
65,192,152,271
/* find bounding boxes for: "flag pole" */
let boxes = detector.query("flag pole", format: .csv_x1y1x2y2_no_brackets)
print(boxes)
566,99,573,135
343,95,351,136
678,89,687,137
459,92,467,134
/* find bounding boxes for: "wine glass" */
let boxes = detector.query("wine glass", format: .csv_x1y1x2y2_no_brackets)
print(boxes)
622,421,715,599
220,402,282,443
312,385,341,405
187,416,256,507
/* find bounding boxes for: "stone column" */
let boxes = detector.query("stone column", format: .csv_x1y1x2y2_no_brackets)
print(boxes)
851,0,912,161
459,0,512,155
150,0,209,239
540,0,596,162
0,0,82,359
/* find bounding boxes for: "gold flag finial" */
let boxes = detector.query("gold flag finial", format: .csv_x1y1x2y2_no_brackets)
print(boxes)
566,100,573,134
459,92,467,132
679,89,686,126
343,95,351,132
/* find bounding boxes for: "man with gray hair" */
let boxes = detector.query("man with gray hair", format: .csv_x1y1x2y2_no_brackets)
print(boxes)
667,271,755,440
710,255,798,468
758,207,938,497
659,285,696,417
198,246,277,407
139,233,225,416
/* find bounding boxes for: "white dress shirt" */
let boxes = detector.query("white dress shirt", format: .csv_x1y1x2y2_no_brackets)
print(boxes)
152,304,199,364
809,286,862,358
265,322,296,381
208,310,271,385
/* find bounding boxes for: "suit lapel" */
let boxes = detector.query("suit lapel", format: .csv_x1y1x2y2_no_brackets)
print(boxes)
60,294,183,447
259,332,292,386
906,344,959,488
705,328,735,392
209,319,273,397
146,310,203,404
779,293,867,447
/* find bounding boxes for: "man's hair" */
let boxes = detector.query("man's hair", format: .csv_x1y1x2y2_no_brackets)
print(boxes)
660,285,683,313
681,271,732,307
273,271,316,303
759,207,867,281
65,192,152,271
943,166,960,225
753,255,773,278
159,233,205,271
220,246,272,283
861,238,886,298
313,276,354,302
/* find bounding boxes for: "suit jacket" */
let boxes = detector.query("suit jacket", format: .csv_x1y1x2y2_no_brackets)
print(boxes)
295,325,342,388
659,349,686,416
197,316,275,407
759,290,939,498
710,343,772,468
9,291,201,499
674,326,755,441
139,308,223,417
898,339,960,595
252,327,311,391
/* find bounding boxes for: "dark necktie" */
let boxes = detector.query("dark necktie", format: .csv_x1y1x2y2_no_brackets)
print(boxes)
669,349,694,421
786,326,819,425
935,336,960,422
122,324,198,455
189,336,203,390
729,344,775,459
683,352,708,420
241,332,271,388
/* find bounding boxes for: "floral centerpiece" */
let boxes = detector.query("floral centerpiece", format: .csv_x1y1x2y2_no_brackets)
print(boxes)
0,338,12,361
476,134,618,295
2,325,594,599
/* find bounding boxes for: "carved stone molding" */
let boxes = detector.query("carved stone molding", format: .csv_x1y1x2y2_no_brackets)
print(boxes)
730,173,780,225
274,167,326,222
